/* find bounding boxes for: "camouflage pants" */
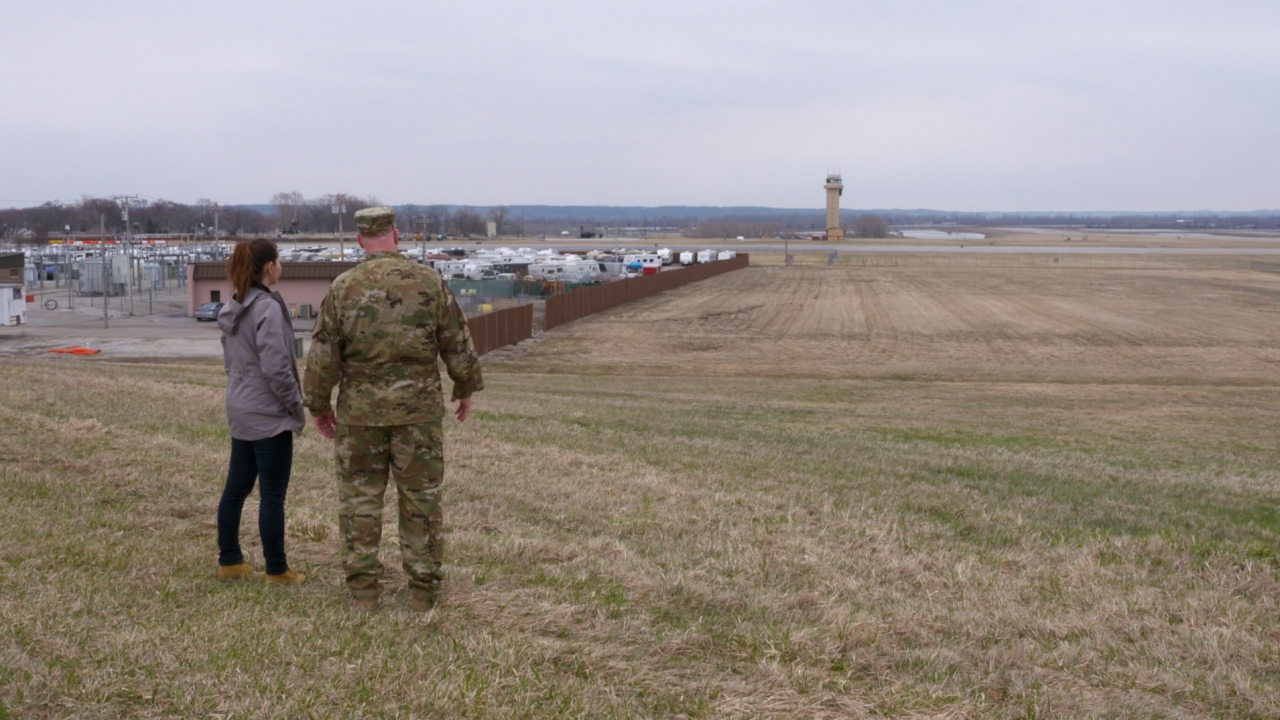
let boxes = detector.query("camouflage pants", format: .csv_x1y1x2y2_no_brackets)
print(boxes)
335,420,445,602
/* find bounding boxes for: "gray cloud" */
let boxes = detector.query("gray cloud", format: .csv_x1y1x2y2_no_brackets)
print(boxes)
3,0,1277,210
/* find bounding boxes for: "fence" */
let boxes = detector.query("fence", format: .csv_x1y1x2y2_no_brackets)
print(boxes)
545,254,749,330
448,279,519,299
467,304,534,356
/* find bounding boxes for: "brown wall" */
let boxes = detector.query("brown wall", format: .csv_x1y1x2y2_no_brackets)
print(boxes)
467,304,533,356
545,254,749,330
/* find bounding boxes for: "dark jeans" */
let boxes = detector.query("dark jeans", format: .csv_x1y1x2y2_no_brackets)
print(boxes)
217,431,293,575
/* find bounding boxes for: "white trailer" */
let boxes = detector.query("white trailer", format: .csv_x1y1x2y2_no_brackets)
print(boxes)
717,251,737,261
0,286,27,326
679,251,694,266
462,262,496,280
622,253,662,271
528,261,599,283
696,250,716,264
434,259,473,278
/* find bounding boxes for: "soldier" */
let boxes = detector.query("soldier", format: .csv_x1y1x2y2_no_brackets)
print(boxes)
303,206,483,611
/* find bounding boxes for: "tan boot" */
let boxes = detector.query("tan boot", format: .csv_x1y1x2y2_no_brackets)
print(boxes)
265,569,306,585
410,594,436,612
217,563,260,581
349,596,378,611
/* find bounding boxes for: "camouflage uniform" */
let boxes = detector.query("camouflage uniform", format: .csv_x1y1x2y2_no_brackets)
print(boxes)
303,207,483,604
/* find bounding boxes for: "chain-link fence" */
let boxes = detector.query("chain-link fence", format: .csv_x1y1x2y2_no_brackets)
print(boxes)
24,252,190,316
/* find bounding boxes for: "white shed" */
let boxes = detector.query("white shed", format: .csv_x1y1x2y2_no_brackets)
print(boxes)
0,286,27,326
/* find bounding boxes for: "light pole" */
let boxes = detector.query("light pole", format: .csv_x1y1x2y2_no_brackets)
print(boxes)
332,199,347,259
417,214,429,262
64,224,73,309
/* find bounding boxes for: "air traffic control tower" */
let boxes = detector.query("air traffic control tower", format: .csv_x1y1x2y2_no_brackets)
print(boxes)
824,173,844,241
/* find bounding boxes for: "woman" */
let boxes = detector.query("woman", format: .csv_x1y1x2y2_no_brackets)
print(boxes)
215,238,306,585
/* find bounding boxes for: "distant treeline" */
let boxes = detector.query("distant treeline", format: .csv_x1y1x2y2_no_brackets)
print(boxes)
3,196,1277,244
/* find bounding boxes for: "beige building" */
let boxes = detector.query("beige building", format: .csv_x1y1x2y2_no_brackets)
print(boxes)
824,173,844,241
187,262,355,317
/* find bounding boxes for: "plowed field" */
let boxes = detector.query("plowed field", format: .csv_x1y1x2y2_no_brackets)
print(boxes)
517,265,1280,384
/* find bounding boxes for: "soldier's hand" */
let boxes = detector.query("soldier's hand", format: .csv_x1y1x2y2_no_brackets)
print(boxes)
455,397,472,423
314,410,336,439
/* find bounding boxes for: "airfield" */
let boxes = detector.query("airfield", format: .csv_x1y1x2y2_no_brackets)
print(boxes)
3,229,1280,717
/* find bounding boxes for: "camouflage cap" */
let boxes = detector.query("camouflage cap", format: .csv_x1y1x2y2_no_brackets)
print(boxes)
354,206,396,237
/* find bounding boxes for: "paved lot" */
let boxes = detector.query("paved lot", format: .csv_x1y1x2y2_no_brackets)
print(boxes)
0,292,314,359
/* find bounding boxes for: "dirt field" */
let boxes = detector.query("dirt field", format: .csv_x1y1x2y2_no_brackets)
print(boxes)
509,263,1280,385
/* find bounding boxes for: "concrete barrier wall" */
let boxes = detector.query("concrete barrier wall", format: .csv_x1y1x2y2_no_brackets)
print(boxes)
544,254,749,331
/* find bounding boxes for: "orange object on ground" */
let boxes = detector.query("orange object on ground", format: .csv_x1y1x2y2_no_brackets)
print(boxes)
47,347,101,355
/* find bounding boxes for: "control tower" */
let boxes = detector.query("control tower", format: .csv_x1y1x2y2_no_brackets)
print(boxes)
824,173,844,241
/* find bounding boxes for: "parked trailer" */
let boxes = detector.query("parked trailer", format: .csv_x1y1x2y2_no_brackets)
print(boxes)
696,250,716,264
528,261,598,283
679,251,695,266
622,253,662,271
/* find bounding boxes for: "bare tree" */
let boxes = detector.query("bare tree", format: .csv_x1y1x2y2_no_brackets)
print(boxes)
271,191,305,233
453,208,485,237
428,205,451,237
854,214,890,238
488,205,509,235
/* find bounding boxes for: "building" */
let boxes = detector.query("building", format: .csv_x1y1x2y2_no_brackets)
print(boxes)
0,252,22,285
824,173,844,241
186,262,356,317
0,253,26,326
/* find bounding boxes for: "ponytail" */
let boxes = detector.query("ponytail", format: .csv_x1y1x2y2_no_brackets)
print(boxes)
226,239,279,301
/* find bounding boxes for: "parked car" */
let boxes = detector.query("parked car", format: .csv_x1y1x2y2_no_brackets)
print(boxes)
195,301,224,322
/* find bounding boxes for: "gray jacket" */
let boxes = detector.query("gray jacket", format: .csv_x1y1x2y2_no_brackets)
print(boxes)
218,285,305,441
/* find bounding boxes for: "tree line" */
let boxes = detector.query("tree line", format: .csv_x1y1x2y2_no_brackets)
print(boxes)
0,197,274,243
5,195,1275,246
0,194,522,244
688,214,890,239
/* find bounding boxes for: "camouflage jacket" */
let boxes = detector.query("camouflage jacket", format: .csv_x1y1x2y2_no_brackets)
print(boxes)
303,251,484,425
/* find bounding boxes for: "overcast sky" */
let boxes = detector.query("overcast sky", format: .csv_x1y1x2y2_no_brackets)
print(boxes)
3,0,1278,211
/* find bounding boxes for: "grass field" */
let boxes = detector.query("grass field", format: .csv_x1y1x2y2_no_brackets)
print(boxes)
3,261,1280,718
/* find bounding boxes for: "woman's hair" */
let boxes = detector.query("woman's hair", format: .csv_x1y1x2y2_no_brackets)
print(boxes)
226,239,279,301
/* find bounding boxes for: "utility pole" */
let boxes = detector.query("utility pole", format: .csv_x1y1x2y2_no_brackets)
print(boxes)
99,214,107,326
65,225,73,310
332,196,347,259
417,214,427,262
111,195,139,315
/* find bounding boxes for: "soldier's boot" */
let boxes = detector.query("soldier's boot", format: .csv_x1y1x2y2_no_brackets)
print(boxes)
217,563,260,581
349,596,378,611
410,594,436,612
265,569,306,585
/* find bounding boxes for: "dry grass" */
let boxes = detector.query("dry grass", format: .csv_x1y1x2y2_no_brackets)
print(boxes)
510,263,1280,386
3,262,1280,718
